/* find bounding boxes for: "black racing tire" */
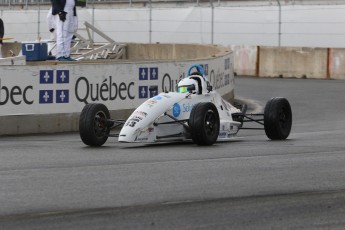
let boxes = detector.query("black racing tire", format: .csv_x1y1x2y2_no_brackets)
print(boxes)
79,103,110,146
264,97,292,140
189,102,220,146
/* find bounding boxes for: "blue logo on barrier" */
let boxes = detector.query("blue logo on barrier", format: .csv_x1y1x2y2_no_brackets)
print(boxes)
39,90,53,104
150,68,158,80
149,85,158,98
40,70,54,84
225,74,230,86
139,68,148,80
56,90,69,103
139,86,148,98
56,70,69,84
225,58,230,70
39,70,70,105
173,103,181,117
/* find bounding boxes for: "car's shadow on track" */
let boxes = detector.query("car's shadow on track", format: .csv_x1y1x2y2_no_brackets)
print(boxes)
79,136,295,150
118,138,247,150
79,140,196,150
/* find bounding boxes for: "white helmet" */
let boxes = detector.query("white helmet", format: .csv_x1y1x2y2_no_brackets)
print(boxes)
177,77,199,94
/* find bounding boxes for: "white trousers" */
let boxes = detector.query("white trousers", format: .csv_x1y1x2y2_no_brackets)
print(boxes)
47,8,57,56
55,10,77,58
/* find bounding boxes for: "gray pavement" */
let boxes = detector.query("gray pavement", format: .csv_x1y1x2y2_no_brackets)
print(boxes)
0,76,345,229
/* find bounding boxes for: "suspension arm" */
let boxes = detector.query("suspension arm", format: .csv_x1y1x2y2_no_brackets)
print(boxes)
153,113,190,129
242,114,265,126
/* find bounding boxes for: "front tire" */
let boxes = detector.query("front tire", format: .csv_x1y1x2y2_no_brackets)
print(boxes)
264,97,292,140
189,102,220,146
79,103,110,146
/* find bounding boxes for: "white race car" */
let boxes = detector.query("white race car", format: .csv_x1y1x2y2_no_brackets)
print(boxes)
79,64,292,146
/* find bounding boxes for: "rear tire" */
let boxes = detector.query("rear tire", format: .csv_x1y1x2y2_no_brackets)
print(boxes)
264,97,292,140
189,102,220,146
79,103,110,146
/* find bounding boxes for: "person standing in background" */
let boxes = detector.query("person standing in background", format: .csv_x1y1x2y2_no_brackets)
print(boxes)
51,0,78,61
0,18,4,58
47,7,57,57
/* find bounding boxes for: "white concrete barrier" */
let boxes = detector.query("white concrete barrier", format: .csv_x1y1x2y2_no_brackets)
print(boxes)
229,45,257,77
259,47,328,79
0,43,234,135
329,48,345,80
232,46,345,80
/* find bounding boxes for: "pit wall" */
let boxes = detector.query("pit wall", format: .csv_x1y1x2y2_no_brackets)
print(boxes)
0,43,234,135
231,46,345,80
125,43,226,60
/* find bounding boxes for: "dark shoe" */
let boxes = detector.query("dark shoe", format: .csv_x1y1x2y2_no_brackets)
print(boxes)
64,56,76,61
57,56,67,61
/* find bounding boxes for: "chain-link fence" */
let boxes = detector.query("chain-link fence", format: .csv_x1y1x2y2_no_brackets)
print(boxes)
1,0,345,47
1,0,344,8
0,0,344,6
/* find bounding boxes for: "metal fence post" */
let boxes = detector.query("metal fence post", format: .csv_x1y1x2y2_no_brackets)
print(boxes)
149,0,152,43
37,0,41,41
277,0,281,47
210,0,214,44
92,0,95,40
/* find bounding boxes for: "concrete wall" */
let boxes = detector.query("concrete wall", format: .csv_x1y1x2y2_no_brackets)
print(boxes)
127,44,345,80
3,42,345,80
0,43,234,135
2,42,227,60
0,42,21,58
329,48,345,80
230,45,257,76
232,46,345,80
259,47,328,79
126,43,227,60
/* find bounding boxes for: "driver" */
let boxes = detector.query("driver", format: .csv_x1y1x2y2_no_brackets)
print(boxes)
177,77,199,94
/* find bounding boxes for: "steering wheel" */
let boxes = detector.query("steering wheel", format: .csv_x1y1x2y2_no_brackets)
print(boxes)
187,64,205,79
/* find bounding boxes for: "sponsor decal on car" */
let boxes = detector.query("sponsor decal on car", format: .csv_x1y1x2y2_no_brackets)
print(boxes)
161,94,171,99
132,110,148,118
172,103,181,117
144,99,158,107
182,102,195,113
152,95,163,100
125,120,137,127
172,102,197,118
134,127,155,141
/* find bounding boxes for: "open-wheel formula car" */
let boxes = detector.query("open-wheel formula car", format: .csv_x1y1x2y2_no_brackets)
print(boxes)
79,64,292,146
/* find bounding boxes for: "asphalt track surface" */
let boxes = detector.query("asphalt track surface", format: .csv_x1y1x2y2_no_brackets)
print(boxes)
1,77,345,229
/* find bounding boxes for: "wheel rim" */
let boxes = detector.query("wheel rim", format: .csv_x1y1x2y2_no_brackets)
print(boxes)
278,107,290,130
94,111,108,138
204,110,217,136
